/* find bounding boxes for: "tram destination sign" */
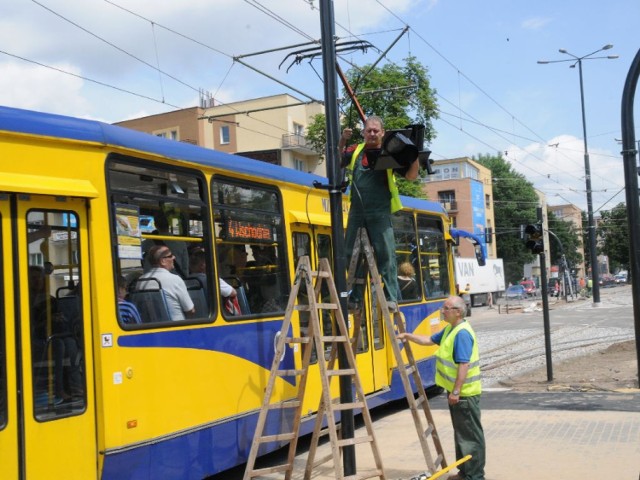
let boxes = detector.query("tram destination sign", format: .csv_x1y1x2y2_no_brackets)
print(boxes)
226,219,273,243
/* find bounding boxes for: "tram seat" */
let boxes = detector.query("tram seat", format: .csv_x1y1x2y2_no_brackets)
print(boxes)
184,277,208,318
223,276,251,315
129,277,171,323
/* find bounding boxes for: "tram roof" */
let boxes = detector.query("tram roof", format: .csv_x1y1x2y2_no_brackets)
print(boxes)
0,106,444,214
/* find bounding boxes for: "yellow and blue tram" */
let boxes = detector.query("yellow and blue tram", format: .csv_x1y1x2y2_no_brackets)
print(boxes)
0,105,460,479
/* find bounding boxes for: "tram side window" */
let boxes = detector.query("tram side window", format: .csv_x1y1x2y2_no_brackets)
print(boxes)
213,179,289,319
393,212,421,302
416,216,450,300
107,159,212,326
27,210,87,420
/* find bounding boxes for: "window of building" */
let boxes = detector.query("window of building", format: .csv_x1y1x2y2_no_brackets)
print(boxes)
293,158,304,171
212,179,289,319
154,129,179,141
220,125,230,145
293,122,304,136
485,194,491,208
438,190,456,210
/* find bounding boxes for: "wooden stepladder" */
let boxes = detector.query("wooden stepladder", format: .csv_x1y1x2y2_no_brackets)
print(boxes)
243,256,385,480
347,228,448,477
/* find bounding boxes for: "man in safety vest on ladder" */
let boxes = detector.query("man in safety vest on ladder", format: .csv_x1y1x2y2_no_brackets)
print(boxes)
398,295,486,480
339,116,419,312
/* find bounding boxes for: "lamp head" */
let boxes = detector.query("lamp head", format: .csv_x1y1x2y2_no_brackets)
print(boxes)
602,44,613,50
559,48,568,54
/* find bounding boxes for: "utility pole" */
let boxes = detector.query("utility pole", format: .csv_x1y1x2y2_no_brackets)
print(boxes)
318,0,356,475
537,207,553,381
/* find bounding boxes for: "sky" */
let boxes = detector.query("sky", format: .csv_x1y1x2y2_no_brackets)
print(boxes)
1,0,639,215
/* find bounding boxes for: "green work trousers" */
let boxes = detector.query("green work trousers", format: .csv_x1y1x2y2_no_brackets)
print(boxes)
449,394,486,480
345,212,399,303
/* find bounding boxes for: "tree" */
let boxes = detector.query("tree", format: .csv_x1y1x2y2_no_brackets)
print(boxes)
546,209,583,273
598,202,629,273
475,153,538,284
305,56,438,198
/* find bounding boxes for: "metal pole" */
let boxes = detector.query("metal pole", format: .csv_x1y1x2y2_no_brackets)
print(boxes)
318,0,356,474
620,47,640,388
538,207,553,381
577,59,602,305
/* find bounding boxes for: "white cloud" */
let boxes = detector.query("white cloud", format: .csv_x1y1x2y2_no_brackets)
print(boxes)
521,16,552,30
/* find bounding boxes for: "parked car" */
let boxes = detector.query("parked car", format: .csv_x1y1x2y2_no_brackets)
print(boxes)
520,280,538,297
599,274,616,288
614,274,627,284
505,284,526,301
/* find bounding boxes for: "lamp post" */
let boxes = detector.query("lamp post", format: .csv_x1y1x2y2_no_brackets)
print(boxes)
538,44,619,306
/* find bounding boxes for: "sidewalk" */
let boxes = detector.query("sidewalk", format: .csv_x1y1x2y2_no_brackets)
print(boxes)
283,392,640,480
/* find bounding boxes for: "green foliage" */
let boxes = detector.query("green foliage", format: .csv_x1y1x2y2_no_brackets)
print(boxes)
475,153,538,284
598,202,629,272
304,56,438,198
546,209,583,270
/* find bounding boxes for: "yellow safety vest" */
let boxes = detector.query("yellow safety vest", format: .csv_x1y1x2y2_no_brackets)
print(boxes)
347,143,402,213
435,321,482,396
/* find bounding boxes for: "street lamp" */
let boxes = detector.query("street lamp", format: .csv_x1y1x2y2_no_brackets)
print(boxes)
538,44,619,306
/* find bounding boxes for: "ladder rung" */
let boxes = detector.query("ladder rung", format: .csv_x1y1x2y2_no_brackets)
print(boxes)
258,432,296,443
276,369,305,376
332,402,364,411
312,270,331,278
404,364,416,375
266,399,301,410
424,424,434,437
285,336,310,344
337,434,373,447
415,394,426,406
246,463,290,477
434,453,444,466
327,368,356,376
318,302,338,309
320,335,349,343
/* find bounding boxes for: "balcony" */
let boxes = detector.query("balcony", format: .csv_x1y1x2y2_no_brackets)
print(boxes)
281,133,318,155
441,200,458,212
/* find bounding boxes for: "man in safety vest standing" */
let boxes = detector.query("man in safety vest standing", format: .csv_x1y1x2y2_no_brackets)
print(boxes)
398,295,486,480
339,116,419,312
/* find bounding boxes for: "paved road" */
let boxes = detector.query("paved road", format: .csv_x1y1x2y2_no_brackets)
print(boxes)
211,286,640,480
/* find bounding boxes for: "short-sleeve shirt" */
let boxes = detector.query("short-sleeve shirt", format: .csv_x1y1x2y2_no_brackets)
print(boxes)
431,322,474,363
139,267,194,320
119,300,142,324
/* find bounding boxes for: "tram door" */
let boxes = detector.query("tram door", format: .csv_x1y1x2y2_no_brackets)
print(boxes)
0,194,97,479
291,227,390,396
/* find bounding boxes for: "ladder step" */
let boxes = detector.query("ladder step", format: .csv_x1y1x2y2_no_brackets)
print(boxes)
405,365,416,375
337,434,373,447
266,399,301,410
332,401,364,411
434,453,444,467
327,368,356,376
415,394,426,406
246,463,290,477
276,369,306,376
424,424,434,437
311,270,331,278
258,432,296,443
285,336,310,344
320,335,349,343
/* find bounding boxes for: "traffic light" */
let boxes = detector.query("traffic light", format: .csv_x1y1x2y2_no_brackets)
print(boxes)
371,124,433,174
524,223,544,254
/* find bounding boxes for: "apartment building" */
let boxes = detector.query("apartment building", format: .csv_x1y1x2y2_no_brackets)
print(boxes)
115,94,326,176
548,203,587,279
422,157,497,260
